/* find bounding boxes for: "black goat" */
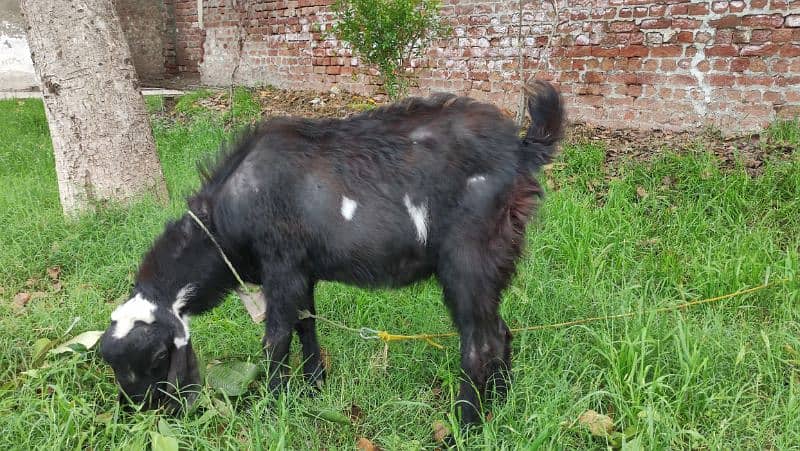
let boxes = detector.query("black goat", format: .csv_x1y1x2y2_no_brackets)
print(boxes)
100,81,564,426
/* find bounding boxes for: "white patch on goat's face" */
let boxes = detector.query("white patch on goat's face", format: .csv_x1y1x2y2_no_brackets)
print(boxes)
111,294,157,339
468,174,487,185
340,195,357,221
172,284,194,348
403,194,428,244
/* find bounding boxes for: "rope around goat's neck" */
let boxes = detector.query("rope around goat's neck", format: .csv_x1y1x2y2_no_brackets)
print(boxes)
186,209,257,293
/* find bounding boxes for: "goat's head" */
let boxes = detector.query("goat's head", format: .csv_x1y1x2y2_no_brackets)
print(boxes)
100,290,200,411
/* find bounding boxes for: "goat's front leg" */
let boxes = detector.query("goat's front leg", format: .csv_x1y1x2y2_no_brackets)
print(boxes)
295,282,325,391
261,268,307,394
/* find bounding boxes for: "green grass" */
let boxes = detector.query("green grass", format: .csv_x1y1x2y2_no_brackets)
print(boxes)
0,95,799,450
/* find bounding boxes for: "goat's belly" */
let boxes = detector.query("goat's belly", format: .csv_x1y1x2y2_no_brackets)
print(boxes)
309,225,436,287
315,254,435,288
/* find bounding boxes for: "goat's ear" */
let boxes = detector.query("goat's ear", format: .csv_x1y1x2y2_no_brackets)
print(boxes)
183,196,212,238
187,196,211,220
167,340,201,405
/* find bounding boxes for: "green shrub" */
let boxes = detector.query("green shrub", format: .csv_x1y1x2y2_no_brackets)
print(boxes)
330,0,448,99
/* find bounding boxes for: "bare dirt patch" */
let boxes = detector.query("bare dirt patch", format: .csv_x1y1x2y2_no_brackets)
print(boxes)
566,124,796,177
164,85,796,176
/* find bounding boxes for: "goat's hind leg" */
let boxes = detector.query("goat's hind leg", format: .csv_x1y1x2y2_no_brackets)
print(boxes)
438,247,513,426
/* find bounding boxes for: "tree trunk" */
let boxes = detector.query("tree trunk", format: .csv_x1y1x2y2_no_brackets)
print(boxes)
20,0,168,216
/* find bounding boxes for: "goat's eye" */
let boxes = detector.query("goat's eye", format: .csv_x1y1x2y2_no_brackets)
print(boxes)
153,350,168,362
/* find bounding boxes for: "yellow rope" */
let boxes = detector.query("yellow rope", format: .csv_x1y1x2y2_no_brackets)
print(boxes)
323,277,792,349
196,216,793,350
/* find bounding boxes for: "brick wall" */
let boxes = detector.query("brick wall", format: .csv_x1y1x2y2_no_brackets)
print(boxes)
114,0,175,81
172,0,800,132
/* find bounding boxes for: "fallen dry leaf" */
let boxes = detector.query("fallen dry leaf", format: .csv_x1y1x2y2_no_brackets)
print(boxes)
432,420,451,443
431,384,442,400
13,292,32,309
485,411,494,422
320,347,331,371
638,237,660,247
635,186,648,200
25,278,38,288
52,281,63,293
356,437,379,451
578,409,614,437
348,403,363,422
46,266,61,281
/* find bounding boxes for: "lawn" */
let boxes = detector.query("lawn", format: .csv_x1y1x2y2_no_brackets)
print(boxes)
0,91,798,450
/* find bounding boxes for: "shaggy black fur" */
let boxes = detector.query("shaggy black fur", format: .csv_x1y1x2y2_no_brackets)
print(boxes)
100,81,565,427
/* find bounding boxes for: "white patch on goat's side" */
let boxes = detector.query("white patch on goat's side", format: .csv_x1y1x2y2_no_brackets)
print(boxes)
340,195,357,221
110,294,157,339
403,194,428,244
410,127,433,144
467,174,487,185
172,284,194,348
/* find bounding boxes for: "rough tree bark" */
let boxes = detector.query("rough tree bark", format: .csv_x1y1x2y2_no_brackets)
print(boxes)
20,0,168,216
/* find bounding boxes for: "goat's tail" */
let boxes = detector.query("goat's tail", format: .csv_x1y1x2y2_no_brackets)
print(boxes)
519,80,565,171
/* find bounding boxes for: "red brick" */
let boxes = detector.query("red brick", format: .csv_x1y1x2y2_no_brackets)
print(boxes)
729,1,746,12
672,18,702,29
772,29,793,42
650,4,668,15
618,7,632,18
620,45,649,57
740,43,778,56
780,44,800,57
712,59,730,71
641,18,672,29
715,30,734,44
566,46,592,57
708,74,736,86
626,84,642,97
711,1,729,13
610,21,637,32
627,58,643,70
763,91,783,103
668,4,688,15
750,29,772,43
768,59,788,72
786,15,800,27
705,45,739,56
650,45,683,57
709,15,740,28
741,14,784,28
661,59,677,71
739,75,775,86
750,58,768,72
687,3,709,15
730,58,751,72
676,31,695,43
750,0,768,6
585,72,605,83
591,46,621,57
733,29,752,44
